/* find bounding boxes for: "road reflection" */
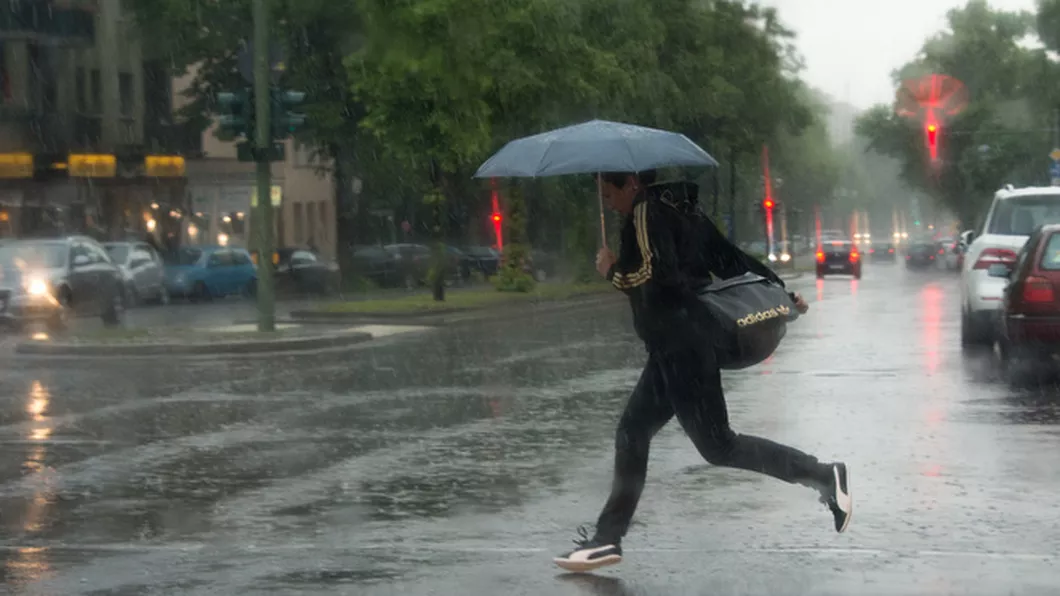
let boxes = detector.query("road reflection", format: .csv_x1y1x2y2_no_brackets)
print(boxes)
3,379,56,587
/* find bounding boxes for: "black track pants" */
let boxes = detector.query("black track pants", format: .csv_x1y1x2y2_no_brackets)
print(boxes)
594,345,831,543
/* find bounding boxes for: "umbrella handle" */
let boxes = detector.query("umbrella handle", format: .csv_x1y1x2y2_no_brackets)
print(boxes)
597,172,607,246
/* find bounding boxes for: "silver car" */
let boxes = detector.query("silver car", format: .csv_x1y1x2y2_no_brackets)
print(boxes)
104,241,169,305
0,237,126,331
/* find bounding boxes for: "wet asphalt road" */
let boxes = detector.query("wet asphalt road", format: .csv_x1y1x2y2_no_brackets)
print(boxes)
2,264,1060,595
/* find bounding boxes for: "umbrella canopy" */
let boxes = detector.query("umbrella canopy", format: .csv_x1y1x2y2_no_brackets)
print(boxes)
473,119,718,179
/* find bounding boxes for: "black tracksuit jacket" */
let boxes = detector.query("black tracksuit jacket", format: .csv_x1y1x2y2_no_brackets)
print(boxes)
606,182,786,352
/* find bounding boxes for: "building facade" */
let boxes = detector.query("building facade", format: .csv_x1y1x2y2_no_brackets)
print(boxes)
0,0,191,246
0,0,337,258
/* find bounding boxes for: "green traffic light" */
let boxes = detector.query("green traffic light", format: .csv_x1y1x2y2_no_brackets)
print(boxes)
269,88,307,139
216,90,252,138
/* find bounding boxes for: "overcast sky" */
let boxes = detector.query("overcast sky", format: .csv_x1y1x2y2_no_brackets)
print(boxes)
762,0,1039,109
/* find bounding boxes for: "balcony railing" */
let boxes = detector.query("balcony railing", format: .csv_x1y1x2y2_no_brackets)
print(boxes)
0,0,95,41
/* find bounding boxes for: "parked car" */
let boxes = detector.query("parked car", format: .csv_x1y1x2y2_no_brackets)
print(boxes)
961,186,1060,348
0,236,126,331
164,246,257,300
351,245,399,287
993,224,1060,379
529,249,557,281
463,245,502,277
815,240,862,279
275,247,341,295
935,236,960,270
103,241,168,305
384,243,431,288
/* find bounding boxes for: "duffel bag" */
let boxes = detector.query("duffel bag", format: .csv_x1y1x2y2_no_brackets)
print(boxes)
694,272,800,370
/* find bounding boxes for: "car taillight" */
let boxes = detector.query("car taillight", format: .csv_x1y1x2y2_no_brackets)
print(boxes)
938,248,945,255
870,248,876,253
1023,276,1055,303
849,251,859,262
888,248,895,253
973,247,1018,270
816,251,824,263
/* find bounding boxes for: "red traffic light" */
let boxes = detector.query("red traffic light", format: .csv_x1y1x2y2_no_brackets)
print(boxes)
925,122,939,161
491,213,502,223
763,199,774,210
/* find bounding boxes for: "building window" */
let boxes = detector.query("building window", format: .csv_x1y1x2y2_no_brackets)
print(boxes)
293,203,304,245
317,201,327,243
76,68,86,112
119,73,134,116
90,69,101,113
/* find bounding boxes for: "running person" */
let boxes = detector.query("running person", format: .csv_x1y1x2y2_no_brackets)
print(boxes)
553,171,851,573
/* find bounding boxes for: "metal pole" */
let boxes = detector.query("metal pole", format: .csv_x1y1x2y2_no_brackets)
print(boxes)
1054,106,1059,150
253,0,275,332
728,148,737,242
597,172,606,246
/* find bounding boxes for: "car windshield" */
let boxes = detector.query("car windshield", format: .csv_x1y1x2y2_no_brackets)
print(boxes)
164,248,202,266
104,244,130,264
0,242,67,269
989,195,1060,236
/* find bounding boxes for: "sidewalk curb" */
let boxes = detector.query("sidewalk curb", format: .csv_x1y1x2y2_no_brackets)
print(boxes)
13,330,374,358
289,292,619,326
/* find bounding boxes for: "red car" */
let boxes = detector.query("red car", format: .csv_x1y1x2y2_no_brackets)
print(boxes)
995,224,1060,372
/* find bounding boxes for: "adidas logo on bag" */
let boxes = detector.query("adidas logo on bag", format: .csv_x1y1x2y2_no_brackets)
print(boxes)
736,304,791,327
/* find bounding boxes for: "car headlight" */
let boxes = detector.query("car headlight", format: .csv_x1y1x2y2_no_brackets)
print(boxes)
780,253,791,262
767,253,778,262
24,279,49,296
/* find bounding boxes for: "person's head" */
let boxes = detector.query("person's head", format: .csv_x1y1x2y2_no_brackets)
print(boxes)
596,170,657,214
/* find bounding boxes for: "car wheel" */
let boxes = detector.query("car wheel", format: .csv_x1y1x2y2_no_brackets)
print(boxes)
191,281,211,302
961,308,992,349
243,279,258,298
124,284,139,308
101,287,125,327
853,268,862,279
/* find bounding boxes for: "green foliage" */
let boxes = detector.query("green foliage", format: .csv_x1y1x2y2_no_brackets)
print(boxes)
124,0,848,268
493,184,536,292
855,0,1052,225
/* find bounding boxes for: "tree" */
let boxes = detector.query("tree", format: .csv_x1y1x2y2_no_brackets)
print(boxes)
855,0,1045,226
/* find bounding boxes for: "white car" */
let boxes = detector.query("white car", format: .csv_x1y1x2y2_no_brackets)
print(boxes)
960,185,1060,347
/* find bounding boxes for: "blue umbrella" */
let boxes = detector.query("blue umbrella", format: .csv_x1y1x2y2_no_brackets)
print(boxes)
473,119,718,179
474,119,718,244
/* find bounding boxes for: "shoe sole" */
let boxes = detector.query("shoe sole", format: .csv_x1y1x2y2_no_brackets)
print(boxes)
552,554,622,573
837,466,852,534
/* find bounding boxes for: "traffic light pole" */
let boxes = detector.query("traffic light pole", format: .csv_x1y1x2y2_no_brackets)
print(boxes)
252,0,275,332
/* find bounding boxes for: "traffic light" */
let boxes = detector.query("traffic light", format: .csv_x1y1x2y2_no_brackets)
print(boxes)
763,198,775,210
217,90,252,140
491,212,502,223
271,89,307,140
925,122,939,162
